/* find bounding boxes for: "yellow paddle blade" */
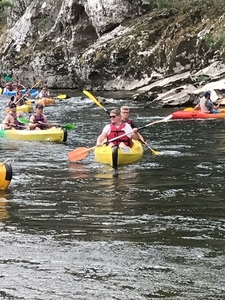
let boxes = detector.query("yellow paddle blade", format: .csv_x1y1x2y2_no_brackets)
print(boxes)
56,94,68,99
183,107,194,111
83,90,105,109
148,146,160,155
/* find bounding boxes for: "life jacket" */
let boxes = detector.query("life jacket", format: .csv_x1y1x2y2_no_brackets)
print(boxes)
31,113,46,130
107,123,133,147
10,113,23,130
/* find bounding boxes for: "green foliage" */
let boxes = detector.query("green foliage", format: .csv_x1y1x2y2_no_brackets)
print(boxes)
0,0,12,21
197,75,210,83
204,32,225,50
143,0,223,12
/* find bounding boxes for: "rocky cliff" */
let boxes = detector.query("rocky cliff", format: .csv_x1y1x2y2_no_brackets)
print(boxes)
1,0,225,106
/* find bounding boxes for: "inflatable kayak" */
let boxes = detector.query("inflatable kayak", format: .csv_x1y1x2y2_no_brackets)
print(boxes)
0,127,67,143
3,89,38,98
94,140,143,169
36,98,55,106
0,162,12,190
172,110,225,120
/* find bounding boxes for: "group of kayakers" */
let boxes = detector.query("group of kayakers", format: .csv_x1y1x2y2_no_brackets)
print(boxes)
97,90,225,149
1,87,223,148
3,102,57,130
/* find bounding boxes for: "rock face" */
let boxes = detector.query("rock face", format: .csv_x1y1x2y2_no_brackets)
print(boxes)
1,0,225,106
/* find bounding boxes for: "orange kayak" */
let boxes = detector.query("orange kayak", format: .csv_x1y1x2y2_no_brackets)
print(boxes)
36,98,55,106
172,110,225,120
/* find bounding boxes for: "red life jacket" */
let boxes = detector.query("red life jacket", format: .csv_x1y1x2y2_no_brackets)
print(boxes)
107,123,133,147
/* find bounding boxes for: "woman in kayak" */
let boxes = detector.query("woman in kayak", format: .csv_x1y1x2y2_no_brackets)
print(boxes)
96,108,139,148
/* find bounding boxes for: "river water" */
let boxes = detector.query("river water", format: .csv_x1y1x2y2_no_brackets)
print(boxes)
0,91,224,299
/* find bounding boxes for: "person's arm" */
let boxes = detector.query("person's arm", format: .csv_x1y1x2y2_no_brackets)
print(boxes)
29,115,37,129
131,128,139,140
3,116,14,130
96,132,107,146
35,92,42,99
214,99,223,109
194,103,200,110
138,133,148,145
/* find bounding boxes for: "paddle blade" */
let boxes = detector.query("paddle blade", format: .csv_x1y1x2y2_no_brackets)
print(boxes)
68,147,93,162
148,146,160,155
63,124,75,130
3,73,13,82
17,117,29,124
56,94,70,100
83,90,105,109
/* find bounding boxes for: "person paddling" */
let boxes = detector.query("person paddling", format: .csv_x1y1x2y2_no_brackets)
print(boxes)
96,108,139,148
2,103,24,130
120,105,148,146
35,85,50,99
194,90,225,113
29,104,57,130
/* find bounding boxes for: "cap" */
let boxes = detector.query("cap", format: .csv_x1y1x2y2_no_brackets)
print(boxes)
36,103,44,109
9,102,16,108
204,91,211,97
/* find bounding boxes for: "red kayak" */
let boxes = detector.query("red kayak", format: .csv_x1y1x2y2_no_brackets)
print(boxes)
172,110,225,120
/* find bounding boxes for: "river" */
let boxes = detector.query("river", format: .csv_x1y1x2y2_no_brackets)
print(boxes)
0,90,224,299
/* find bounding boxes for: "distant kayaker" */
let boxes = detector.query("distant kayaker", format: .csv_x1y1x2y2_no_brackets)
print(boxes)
2,102,24,130
120,105,148,146
194,91,224,113
12,80,25,91
3,82,13,92
96,108,139,148
35,85,50,99
14,90,24,106
6,96,15,107
29,103,57,130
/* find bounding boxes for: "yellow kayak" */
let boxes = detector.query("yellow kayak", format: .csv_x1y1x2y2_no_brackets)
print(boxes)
0,87,2,94
4,102,33,114
0,127,67,143
0,162,12,190
94,140,143,169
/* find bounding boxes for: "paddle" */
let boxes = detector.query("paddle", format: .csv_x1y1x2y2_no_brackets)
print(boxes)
83,90,109,114
2,122,28,129
56,94,70,100
68,118,171,162
3,73,13,82
17,117,75,131
83,90,161,155
15,79,41,105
